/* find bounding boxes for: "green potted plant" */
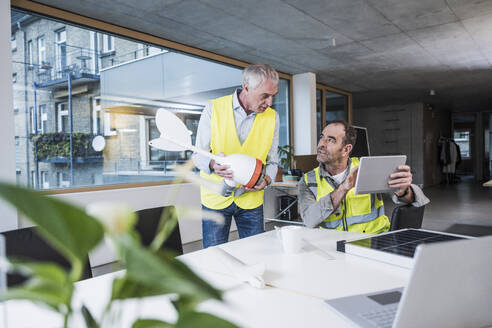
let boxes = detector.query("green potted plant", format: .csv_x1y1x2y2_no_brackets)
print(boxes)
277,145,296,182
0,182,238,328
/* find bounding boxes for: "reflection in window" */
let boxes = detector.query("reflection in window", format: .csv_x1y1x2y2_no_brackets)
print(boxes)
39,104,47,134
57,103,69,132
37,36,46,64
55,29,67,73
325,91,347,123
453,130,470,158
11,35,17,51
58,172,70,188
41,171,49,189
27,40,33,65
102,34,114,53
11,8,290,190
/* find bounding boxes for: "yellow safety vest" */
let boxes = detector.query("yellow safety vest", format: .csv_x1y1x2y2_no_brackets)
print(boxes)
200,94,276,210
303,158,390,234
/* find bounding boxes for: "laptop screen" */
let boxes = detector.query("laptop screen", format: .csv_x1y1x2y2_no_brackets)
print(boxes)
367,291,402,305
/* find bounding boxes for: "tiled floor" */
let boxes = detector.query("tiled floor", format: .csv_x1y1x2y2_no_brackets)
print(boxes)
384,176,492,236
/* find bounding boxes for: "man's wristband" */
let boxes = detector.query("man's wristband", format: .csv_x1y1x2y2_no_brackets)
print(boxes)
395,187,409,198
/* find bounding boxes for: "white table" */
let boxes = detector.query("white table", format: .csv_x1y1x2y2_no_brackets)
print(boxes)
484,179,492,187
2,229,411,328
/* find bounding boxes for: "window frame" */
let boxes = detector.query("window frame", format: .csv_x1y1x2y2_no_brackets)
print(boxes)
39,104,48,134
37,35,46,65
11,35,17,51
9,0,350,194
57,102,68,133
55,28,67,73
27,39,34,65
41,171,50,189
316,83,353,132
102,34,114,53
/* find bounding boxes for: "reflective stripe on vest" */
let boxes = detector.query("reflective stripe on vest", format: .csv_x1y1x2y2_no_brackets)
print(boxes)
200,94,276,210
303,158,390,233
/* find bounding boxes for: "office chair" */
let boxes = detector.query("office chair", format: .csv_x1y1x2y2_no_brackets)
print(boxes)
1,226,92,287
390,204,425,231
135,206,183,255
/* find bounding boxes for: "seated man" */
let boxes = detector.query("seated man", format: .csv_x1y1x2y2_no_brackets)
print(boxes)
298,120,429,233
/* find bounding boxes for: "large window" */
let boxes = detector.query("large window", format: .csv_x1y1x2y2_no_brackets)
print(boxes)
316,85,351,135
325,91,348,123
10,8,291,191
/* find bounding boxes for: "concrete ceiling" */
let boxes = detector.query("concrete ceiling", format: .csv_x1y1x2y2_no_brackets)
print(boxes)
29,0,492,110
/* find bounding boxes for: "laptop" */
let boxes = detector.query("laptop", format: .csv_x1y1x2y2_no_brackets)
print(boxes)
325,235,492,328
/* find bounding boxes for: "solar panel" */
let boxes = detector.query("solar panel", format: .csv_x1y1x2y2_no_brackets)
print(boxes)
337,229,469,268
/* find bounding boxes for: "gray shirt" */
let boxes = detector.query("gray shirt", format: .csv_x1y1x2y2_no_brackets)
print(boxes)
298,162,430,228
192,89,279,181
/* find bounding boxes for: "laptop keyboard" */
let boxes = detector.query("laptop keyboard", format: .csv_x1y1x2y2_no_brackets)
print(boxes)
358,305,397,328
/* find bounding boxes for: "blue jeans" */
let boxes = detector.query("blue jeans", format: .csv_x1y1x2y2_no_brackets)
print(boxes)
202,203,264,248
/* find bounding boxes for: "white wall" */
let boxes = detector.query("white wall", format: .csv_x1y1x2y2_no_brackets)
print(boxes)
293,73,317,155
0,1,19,232
47,183,203,266
51,183,203,244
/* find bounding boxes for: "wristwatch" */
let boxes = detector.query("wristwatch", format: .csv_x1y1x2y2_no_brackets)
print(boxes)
395,187,409,198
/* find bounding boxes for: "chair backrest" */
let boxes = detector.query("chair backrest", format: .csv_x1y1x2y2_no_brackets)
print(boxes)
390,205,425,231
135,206,183,255
294,154,318,174
1,227,92,287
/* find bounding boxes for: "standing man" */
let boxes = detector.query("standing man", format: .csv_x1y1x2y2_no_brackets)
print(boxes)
299,120,429,233
193,64,280,247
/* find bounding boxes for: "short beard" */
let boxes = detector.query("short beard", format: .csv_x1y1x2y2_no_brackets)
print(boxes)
322,148,346,174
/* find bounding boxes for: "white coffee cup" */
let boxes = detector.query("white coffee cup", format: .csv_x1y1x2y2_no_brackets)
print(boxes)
278,226,303,254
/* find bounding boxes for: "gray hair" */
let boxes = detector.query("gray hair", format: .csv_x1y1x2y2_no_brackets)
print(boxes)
242,64,279,90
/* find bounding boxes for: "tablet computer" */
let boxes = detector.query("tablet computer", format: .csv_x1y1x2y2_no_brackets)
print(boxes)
354,155,407,195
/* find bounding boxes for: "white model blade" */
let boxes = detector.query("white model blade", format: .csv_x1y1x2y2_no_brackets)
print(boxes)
150,108,223,162
155,109,192,149
149,137,186,152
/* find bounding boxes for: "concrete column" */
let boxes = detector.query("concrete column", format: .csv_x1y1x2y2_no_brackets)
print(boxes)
0,2,19,232
293,72,317,155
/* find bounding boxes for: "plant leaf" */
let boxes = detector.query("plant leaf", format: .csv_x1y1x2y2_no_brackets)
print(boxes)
0,182,104,271
118,235,222,303
0,262,73,312
176,311,239,328
150,206,178,252
110,275,174,301
132,319,173,328
81,304,100,328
